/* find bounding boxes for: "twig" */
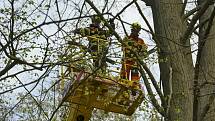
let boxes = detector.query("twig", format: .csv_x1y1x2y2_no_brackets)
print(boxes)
112,0,137,21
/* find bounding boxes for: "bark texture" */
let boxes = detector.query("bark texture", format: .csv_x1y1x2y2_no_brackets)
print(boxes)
151,0,194,120
197,1,215,120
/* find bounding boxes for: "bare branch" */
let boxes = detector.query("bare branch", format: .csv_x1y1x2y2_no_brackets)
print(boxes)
181,0,213,44
0,14,109,53
55,0,62,20
3,67,51,119
183,5,201,19
85,0,122,42
112,0,136,21
9,0,15,55
118,16,128,36
102,0,108,13
14,76,49,120
0,68,34,82
134,1,154,33
43,0,52,23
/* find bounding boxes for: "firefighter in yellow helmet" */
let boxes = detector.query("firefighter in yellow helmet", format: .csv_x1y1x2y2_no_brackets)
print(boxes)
73,15,115,71
120,22,147,88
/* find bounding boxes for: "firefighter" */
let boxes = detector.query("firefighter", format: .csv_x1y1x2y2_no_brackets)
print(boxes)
120,22,147,87
73,15,114,71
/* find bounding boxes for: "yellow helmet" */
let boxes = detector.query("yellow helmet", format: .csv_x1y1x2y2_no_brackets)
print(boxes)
131,22,141,31
91,15,101,23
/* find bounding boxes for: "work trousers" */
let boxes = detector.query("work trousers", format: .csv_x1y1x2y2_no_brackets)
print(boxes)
120,59,140,81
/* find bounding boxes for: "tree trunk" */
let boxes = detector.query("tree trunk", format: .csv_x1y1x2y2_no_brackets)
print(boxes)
151,0,194,120
197,1,215,121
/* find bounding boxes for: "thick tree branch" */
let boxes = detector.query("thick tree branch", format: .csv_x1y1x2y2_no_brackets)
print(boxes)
190,18,209,36
141,62,167,108
0,61,17,77
133,50,167,114
181,0,212,44
183,5,201,19
138,62,166,117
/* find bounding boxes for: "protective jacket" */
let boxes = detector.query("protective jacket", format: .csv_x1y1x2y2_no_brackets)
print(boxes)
121,35,147,81
74,23,113,68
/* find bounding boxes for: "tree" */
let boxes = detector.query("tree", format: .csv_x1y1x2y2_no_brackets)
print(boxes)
196,0,215,121
151,0,215,120
1,0,215,121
